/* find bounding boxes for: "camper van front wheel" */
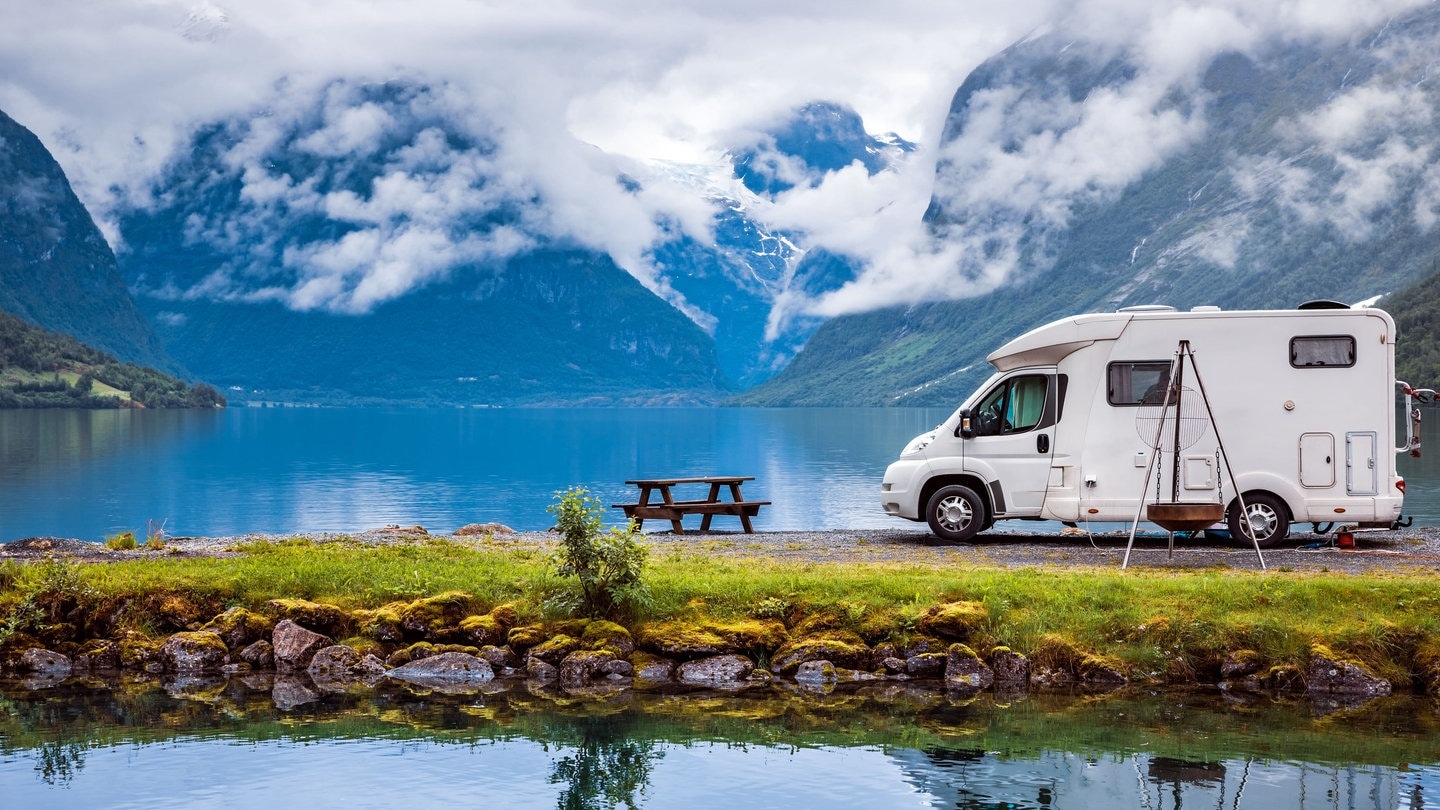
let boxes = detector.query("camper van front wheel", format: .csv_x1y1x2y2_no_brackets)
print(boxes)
1227,493,1290,548
926,485,986,542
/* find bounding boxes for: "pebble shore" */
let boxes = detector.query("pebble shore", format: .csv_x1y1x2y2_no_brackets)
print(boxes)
6,524,1440,575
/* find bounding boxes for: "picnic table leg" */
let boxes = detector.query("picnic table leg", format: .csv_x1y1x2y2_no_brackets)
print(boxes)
699,481,723,532
730,482,755,533
633,484,655,533
658,484,684,534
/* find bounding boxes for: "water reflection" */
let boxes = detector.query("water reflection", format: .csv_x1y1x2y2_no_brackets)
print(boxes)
3,678,1440,808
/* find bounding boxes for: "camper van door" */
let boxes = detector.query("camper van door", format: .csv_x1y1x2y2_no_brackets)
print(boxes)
967,371,1059,514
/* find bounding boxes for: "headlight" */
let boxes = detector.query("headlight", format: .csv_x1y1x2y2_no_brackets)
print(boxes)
902,431,936,456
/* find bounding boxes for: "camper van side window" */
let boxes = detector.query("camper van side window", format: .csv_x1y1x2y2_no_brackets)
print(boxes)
974,375,1049,436
1107,361,1172,406
1290,336,1355,368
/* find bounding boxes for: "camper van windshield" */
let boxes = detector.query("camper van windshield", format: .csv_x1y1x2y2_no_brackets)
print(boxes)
1107,361,1172,406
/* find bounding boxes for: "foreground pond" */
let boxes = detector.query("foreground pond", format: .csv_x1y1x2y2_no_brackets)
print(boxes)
3,677,1439,808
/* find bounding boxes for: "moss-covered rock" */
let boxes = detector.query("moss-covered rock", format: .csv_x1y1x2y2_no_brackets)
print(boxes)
147,592,208,631
203,607,274,650
917,601,988,640
1308,643,1392,696
459,613,508,647
398,591,475,640
638,619,787,659
118,633,163,670
1220,649,1265,679
770,631,871,674
507,625,545,650
265,599,351,637
159,631,230,673
528,634,581,666
580,620,635,656
354,606,405,643
383,641,482,668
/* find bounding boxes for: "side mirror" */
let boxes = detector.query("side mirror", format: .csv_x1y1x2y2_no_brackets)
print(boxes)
956,408,975,439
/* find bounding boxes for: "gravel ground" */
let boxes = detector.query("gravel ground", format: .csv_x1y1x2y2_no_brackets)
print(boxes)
5,523,1440,574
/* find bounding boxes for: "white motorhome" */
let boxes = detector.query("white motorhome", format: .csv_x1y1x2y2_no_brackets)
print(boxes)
881,304,1421,546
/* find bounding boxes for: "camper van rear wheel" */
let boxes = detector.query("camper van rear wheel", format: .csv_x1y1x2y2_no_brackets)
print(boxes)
1227,493,1289,548
925,485,986,542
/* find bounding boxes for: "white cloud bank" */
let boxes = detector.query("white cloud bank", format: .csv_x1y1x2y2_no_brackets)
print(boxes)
0,0,1432,326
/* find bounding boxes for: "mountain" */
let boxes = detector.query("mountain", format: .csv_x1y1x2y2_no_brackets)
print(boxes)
0,110,170,370
114,81,727,405
739,5,1440,406
111,84,909,403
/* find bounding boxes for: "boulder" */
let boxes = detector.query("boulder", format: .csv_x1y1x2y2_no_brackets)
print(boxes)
677,654,755,686
73,640,120,672
398,591,474,640
265,599,351,637
19,648,72,678
770,633,870,674
905,653,947,678
159,631,230,673
477,645,522,672
1307,647,1392,696
945,644,995,692
990,648,1030,685
527,657,558,685
387,651,496,692
271,619,333,673
459,614,508,647
308,645,389,690
528,634,581,665
559,649,619,688
1220,650,1264,680
238,640,275,669
631,653,677,683
203,607,275,650
581,621,636,657
795,660,838,685
452,523,515,536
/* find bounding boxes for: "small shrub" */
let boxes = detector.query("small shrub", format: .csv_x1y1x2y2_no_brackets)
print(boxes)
146,520,167,550
548,486,650,620
106,532,137,551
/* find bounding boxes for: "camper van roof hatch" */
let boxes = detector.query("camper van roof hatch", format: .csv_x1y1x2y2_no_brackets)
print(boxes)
1117,305,1176,313
1297,300,1350,310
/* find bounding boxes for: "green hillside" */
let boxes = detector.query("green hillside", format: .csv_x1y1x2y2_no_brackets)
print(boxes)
0,311,224,409
1391,262,1440,390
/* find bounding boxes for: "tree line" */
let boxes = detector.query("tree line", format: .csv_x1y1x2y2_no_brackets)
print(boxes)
0,311,225,409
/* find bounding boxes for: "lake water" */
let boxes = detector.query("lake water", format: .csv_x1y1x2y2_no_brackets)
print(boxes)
3,406,1439,542
3,678,1439,809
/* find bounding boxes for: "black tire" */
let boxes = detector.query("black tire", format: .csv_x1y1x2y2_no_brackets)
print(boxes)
925,484,987,543
1227,492,1290,548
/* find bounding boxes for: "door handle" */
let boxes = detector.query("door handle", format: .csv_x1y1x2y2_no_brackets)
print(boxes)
1037,433,1050,454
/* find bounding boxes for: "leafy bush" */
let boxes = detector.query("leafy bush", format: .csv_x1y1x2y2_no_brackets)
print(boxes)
106,532,137,551
548,486,650,619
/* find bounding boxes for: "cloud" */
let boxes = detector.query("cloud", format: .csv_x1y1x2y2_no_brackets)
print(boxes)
0,0,1434,327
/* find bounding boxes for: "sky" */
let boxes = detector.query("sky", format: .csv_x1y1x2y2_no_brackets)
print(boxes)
0,0,1432,327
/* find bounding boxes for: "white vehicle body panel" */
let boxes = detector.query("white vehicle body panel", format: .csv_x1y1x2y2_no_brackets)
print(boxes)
881,306,1405,534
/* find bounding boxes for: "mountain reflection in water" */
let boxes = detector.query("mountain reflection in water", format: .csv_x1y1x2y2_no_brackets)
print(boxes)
2,677,1439,809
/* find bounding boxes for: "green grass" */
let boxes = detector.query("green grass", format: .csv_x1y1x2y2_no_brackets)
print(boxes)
5,537,1440,681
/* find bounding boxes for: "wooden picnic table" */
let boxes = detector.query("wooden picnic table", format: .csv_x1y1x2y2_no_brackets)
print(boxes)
613,476,770,534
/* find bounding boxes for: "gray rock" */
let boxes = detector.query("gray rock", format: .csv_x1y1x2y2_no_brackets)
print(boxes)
944,645,995,692
388,651,495,692
272,620,333,673
880,657,907,676
990,649,1029,684
527,657,558,685
1308,651,1392,696
239,639,275,669
159,631,229,673
601,659,634,677
559,649,617,689
477,645,521,670
19,648,72,678
906,652,947,678
795,660,838,685
677,654,754,686
633,656,676,683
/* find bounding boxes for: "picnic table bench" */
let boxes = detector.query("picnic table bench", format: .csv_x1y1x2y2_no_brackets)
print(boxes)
613,476,770,534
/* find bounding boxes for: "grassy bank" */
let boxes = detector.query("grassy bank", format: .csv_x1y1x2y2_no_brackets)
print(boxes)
3,534,1439,686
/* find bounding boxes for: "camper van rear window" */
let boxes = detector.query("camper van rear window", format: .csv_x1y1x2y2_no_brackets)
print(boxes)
1107,361,1172,406
1290,335,1355,368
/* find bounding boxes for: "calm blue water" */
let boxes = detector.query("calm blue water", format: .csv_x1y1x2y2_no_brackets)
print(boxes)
3,682,1439,809
3,406,1438,542
0,407,950,541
